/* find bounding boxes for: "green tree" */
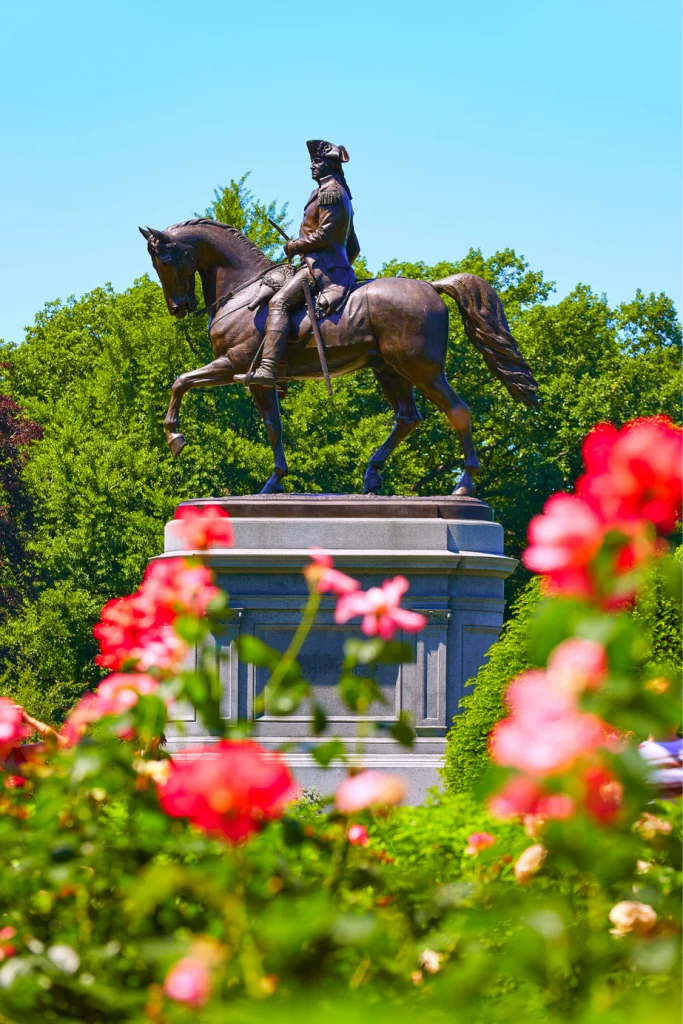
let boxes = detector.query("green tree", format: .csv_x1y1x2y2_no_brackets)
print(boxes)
202,172,290,258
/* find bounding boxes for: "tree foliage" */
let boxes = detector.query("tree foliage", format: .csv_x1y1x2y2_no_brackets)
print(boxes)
0,177,679,719
0,387,41,615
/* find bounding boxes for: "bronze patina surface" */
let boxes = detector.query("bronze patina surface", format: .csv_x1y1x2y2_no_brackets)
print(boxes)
141,141,539,498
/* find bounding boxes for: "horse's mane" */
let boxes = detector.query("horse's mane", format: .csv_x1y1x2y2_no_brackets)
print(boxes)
169,218,273,269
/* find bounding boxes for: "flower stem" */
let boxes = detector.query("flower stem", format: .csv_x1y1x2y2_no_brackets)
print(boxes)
267,585,321,692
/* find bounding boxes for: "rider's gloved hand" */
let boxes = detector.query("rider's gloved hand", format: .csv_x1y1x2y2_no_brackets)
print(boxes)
283,240,301,260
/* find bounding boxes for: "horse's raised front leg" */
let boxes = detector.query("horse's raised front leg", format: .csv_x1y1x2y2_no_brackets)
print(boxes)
163,356,234,456
249,384,289,494
363,365,422,494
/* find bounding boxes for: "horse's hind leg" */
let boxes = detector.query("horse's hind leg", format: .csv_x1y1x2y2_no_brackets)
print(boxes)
250,384,289,494
363,365,422,494
411,370,480,496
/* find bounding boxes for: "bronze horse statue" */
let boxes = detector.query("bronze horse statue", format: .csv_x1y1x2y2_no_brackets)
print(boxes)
140,219,539,496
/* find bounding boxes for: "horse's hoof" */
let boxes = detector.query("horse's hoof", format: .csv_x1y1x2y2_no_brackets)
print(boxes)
363,469,383,494
453,470,476,497
167,433,187,458
260,476,284,495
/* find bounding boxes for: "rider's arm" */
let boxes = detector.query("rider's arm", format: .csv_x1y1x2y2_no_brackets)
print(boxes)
346,221,360,265
288,192,344,255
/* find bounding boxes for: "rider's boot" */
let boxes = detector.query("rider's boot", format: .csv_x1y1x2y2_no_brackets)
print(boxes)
240,357,278,387
235,319,289,388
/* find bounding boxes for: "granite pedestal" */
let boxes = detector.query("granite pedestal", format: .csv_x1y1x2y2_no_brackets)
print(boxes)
159,495,517,803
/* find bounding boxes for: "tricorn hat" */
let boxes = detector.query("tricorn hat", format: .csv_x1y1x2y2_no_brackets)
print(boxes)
306,139,350,163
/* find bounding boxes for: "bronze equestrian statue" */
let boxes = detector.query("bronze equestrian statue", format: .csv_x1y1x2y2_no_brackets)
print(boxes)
140,140,539,497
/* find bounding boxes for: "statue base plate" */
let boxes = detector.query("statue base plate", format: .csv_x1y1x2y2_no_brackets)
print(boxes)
160,494,516,803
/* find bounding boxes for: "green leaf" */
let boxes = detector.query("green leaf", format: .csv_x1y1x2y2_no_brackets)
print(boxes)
338,673,385,713
133,693,168,743
374,640,416,664
343,637,384,666
529,597,588,664
311,739,347,766
174,615,209,644
343,637,415,667
263,680,310,716
206,590,229,617
236,634,281,668
389,711,415,748
281,816,306,846
312,703,328,736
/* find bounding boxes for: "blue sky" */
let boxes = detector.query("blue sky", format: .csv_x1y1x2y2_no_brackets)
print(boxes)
1,0,680,345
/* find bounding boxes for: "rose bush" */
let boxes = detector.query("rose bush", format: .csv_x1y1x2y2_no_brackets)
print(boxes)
0,419,680,1022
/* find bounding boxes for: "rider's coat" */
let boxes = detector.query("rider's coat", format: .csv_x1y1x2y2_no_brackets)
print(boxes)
287,173,359,315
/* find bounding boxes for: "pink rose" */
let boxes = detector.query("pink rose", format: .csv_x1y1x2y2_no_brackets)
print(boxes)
0,700,31,763
164,955,211,1007
336,771,406,813
304,549,360,596
490,671,606,776
62,674,162,745
547,638,607,695
464,832,496,856
157,741,299,843
522,493,604,598
347,824,370,846
335,576,426,641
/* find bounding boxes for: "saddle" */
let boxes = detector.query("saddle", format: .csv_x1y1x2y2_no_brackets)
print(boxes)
288,278,374,350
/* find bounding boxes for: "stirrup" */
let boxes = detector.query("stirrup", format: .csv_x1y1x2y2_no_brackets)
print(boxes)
235,366,277,387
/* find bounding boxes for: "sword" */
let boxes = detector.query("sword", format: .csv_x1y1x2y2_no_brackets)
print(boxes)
268,218,333,397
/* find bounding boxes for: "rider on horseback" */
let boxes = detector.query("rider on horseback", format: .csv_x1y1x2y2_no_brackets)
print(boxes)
235,139,360,387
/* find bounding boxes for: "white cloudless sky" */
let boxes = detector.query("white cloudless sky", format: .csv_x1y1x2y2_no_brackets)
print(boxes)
0,0,680,345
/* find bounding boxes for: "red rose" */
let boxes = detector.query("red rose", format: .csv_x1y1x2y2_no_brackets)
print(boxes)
579,418,682,534
157,741,299,842
172,503,234,551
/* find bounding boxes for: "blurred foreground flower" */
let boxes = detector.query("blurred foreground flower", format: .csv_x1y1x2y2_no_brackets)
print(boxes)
0,699,30,763
465,832,496,856
490,671,607,776
164,955,211,1007
62,673,162,745
522,493,604,598
609,900,658,937
514,844,547,885
157,741,298,842
336,770,406,812
420,949,442,974
173,502,234,550
0,926,17,960
579,418,682,534
335,575,426,640
95,556,221,675
347,824,370,846
489,776,575,831
305,548,360,595
546,637,607,695
522,418,681,604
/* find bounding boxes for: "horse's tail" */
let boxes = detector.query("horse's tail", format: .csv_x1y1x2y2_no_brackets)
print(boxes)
430,273,540,408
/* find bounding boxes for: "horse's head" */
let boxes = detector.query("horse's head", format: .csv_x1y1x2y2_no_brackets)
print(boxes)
139,226,198,318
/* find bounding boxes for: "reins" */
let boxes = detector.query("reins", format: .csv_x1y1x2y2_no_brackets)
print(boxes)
191,259,289,319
